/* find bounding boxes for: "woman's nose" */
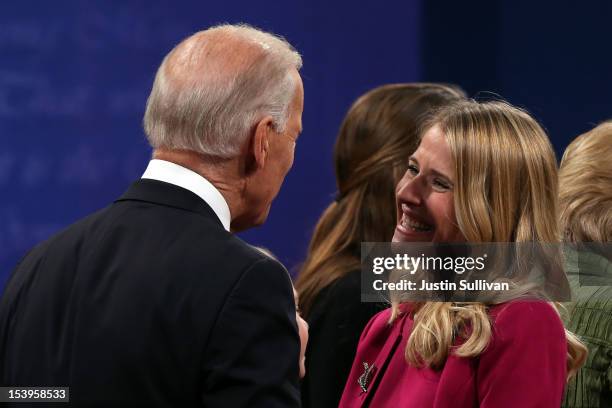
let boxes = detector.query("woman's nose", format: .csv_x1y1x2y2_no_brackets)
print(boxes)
396,175,423,206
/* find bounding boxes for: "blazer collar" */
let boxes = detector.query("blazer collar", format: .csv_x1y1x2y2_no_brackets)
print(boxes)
115,179,224,229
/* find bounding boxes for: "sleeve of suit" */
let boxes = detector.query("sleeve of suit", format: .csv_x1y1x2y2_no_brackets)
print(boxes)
477,302,567,408
200,257,301,408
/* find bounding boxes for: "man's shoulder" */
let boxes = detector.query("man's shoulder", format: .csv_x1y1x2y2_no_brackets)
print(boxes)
17,205,113,262
9,199,284,296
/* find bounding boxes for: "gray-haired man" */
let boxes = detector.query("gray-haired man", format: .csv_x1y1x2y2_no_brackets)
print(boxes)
1,24,304,407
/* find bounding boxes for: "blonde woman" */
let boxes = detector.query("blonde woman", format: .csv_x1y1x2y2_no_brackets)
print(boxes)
560,122,612,408
339,100,587,407
296,83,465,408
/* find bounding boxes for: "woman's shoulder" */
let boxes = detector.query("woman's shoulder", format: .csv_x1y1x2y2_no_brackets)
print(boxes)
355,306,412,348
361,307,393,334
487,301,565,345
489,299,559,316
306,270,358,309
329,269,362,295
307,269,384,321
309,269,361,307
474,302,568,405
358,304,417,344
489,300,563,326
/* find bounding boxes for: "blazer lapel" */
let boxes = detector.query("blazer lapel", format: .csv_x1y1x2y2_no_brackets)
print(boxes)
360,312,410,407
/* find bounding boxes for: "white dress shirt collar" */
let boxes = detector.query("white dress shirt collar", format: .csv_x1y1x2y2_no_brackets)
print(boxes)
141,159,231,231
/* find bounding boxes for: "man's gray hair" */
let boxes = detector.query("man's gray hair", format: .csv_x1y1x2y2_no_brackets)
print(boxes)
143,24,302,158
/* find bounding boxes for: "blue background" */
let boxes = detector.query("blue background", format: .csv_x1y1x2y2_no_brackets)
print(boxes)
1,1,611,290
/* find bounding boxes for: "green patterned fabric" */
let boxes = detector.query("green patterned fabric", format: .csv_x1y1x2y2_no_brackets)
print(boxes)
562,249,612,408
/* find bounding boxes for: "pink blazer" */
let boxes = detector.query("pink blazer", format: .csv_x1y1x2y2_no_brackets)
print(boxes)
339,301,567,408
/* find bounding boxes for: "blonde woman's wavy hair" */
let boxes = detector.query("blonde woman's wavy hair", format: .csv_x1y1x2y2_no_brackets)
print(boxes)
559,121,612,244
391,100,587,378
296,83,466,316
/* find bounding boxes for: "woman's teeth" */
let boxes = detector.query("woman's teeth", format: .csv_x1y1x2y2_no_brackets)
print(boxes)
401,214,433,232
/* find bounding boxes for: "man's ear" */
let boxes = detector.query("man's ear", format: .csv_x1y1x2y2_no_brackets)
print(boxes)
251,116,275,170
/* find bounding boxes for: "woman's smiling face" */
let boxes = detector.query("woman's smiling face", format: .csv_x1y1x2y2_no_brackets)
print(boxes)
392,125,465,243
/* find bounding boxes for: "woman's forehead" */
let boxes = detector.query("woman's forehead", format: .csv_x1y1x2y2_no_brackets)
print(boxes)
412,126,454,178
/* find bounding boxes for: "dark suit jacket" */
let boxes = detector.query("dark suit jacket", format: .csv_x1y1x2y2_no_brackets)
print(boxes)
0,179,301,407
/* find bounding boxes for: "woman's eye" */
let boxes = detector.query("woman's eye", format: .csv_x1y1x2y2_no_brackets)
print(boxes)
433,179,450,190
407,164,419,176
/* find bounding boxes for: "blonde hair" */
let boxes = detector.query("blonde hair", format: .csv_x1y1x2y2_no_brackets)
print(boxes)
296,83,466,316
559,121,612,243
391,100,587,378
